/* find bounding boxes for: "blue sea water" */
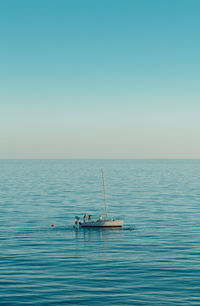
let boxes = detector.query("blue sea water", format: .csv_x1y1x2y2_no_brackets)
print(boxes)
0,159,200,305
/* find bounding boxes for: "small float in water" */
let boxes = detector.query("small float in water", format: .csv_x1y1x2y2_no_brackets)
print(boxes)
74,169,124,229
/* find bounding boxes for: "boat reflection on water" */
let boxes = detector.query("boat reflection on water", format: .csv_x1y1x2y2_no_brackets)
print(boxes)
82,226,123,239
74,227,125,260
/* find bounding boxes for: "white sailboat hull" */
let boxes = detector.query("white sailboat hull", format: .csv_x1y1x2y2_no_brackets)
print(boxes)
80,220,123,228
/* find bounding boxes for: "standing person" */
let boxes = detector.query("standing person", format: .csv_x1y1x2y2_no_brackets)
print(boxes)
84,215,86,223
74,216,79,230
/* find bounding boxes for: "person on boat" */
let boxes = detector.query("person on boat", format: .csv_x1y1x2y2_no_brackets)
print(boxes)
99,216,102,221
84,215,86,222
88,214,92,220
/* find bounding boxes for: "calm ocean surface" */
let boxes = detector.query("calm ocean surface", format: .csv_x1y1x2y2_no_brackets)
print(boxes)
0,159,200,305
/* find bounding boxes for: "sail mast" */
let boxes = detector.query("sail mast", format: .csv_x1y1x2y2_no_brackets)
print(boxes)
101,169,108,219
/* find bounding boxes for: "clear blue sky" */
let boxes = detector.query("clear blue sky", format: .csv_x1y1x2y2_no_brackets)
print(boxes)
1,0,200,158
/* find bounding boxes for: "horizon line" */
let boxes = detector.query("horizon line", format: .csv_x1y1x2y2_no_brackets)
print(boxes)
0,158,200,160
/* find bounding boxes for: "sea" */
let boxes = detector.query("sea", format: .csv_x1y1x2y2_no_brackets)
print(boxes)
0,159,200,305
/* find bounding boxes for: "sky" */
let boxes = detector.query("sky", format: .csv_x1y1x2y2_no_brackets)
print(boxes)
0,0,200,158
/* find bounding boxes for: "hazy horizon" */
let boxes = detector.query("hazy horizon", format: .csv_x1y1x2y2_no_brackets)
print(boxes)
1,158,200,160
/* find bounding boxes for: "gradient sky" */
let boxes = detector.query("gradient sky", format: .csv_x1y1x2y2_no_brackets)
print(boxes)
1,0,200,158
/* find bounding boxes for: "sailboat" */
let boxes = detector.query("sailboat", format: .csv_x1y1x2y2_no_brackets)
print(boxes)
78,169,124,228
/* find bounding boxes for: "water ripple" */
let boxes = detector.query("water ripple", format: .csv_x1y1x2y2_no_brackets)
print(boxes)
0,159,200,304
